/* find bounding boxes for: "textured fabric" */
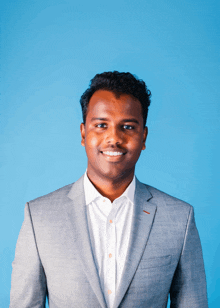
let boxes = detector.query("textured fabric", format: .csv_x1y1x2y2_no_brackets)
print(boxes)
84,173,135,307
10,176,208,308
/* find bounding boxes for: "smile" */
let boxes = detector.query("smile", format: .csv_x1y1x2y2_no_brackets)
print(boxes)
101,151,125,156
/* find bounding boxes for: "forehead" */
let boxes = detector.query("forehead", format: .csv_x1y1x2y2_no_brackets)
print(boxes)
87,90,143,119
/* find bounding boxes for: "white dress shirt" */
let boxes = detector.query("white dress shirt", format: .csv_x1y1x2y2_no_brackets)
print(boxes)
84,172,135,308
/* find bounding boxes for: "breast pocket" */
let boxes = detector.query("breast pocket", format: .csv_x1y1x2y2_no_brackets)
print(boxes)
139,255,171,269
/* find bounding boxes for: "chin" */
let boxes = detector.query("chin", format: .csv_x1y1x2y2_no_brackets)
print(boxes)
100,167,132,181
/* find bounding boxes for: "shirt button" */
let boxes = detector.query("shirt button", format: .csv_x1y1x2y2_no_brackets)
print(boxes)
109,253,112,258
108,290,112,295
103,199,105,202
109,219,113,223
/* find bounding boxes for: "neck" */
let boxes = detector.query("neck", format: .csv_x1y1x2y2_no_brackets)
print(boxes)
86,170,134,203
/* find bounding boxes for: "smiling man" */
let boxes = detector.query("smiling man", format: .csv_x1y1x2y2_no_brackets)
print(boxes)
10,71,208,308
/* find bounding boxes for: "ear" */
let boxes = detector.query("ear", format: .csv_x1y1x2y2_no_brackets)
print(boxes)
142,126,148,150
80,123,85,147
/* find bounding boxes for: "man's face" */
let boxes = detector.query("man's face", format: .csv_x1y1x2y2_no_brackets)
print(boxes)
80,90,148,182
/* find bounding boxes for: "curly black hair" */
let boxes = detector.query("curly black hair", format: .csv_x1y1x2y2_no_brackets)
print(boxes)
80,71,151,127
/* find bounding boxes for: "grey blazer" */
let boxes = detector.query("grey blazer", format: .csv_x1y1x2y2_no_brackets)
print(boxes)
10,176,208,307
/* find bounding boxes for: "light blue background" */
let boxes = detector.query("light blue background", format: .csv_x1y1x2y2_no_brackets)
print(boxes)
1,0,219,307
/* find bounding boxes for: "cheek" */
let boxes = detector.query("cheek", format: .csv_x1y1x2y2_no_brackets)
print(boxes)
129,137,144,151
85,133,100,149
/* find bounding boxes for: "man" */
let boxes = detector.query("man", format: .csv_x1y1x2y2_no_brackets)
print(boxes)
10,71,208,307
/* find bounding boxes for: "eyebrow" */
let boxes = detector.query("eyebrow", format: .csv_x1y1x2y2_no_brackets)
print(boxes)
91,117,140,124
91,117,109,122
122,118,140,124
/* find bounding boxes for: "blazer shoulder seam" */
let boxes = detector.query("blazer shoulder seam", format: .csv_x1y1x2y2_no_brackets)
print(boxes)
180,205,193,256
25,202,44,264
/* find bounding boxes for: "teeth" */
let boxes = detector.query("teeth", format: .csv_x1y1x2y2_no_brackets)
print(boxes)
102,151,123,156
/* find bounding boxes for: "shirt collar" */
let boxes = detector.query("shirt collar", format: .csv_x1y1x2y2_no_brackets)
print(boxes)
84,171,136,205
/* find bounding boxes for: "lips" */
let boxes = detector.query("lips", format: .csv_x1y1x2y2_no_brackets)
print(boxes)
100,149,126,155
102,151,124,156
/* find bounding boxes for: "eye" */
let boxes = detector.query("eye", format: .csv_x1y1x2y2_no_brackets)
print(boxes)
96,123,107,128
123,125,134,130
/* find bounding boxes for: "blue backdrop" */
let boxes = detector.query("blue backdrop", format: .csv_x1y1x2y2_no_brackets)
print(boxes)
1,0,219,307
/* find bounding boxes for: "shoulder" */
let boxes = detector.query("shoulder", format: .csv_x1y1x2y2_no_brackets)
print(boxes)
28,182,74,213
139,181,193,216
27,174,85,215
147,184,191,206
139,183,195,232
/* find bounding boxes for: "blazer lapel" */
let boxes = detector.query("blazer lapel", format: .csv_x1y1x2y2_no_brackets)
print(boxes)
113,179,157,308
67,175,107,308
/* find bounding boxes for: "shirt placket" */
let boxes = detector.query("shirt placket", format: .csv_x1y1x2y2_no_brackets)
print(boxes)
105,201,118,307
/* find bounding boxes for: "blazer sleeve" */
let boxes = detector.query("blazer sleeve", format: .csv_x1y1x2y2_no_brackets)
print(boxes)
169,206,208,308
10,203,47,308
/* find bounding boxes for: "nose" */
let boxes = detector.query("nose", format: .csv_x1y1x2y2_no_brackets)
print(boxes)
105,126,123,145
